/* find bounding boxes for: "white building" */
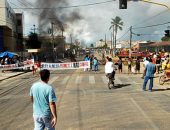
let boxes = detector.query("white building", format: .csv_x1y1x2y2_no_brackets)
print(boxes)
95,40,112,49
0,0,23,51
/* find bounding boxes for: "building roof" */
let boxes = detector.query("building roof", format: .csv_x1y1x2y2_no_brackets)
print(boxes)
149,41,170,47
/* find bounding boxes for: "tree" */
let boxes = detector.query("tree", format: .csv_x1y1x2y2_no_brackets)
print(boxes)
90,43,94,48
26,32,41,49
161,30,170,41
161,36,170,41
109,16,123,53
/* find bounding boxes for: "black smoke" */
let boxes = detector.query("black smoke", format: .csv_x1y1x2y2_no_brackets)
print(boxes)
33,0,83,34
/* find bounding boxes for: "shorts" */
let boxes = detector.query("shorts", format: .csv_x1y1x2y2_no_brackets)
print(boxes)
33,115,55,130
106,71,115,79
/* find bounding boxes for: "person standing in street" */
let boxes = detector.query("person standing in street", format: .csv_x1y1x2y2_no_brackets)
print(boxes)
135,57,140,74
29,69,57,130
141,57,149,79
142,58,156,92
93,57,98,72
105,58,117,89
117,57,123,73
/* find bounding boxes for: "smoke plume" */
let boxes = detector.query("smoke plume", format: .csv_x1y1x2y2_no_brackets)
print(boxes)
34,0,83,35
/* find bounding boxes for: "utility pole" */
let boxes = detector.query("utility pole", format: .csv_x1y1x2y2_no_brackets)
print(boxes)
70,34,73,52
129,26,132,58
33,25,35,33
31,24,38,34
112,25,115,57
51,22,54,49
105,34,107,55
51,22,55,62
105,34,107,46
111,32,113,57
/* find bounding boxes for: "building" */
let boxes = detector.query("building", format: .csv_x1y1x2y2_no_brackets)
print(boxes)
147,41,170,52
95,40,112,49
0,0,23,52
131,41,170,52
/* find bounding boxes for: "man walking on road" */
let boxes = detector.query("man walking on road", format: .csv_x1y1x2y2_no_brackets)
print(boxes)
105,58,117,89
142,58,156,92
29,69,57,130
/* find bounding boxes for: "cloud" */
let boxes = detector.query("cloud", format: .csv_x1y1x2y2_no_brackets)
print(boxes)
15,0,170,44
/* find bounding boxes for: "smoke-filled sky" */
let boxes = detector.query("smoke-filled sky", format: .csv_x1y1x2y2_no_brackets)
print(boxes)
9,0,170,45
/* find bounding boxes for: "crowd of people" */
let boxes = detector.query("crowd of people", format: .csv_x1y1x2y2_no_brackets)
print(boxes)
84,54,99,72
103,52,170,91
0,57,20,66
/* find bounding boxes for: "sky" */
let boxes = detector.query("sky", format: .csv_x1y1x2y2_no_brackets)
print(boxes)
8,0,170,45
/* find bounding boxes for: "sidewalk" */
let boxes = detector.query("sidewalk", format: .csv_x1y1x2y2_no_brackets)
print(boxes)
0,70,28,81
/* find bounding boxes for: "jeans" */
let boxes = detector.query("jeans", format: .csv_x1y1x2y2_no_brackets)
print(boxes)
33,115,55,130
93,64,98,71
143,76,153,91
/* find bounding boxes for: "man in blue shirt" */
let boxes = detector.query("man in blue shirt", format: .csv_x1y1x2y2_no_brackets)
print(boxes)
30,69,57,130
142,58,156,92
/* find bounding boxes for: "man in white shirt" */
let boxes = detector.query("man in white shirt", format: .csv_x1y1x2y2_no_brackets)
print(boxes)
105,58,117,89
142,57,149,79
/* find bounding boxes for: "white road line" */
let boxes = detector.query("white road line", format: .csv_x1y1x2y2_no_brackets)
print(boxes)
76,76,82,84
61,76,70,85
102,76,108,84
130,98,159,130
49,76,59,84
89,76,95,84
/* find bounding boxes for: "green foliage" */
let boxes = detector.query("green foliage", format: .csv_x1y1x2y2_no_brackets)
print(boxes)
161,36,170,41
90,44,94,48
103,44,107,49
26,32,41,49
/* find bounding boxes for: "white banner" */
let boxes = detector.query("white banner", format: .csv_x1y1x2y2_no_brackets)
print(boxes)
0,60,90,71
0,59,34,70
41,61,90,70
0,64,18,70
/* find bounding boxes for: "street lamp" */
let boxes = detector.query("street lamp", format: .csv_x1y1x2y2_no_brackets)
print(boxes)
141,0,170,10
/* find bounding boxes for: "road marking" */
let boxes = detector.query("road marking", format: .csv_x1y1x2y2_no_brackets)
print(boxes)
89,76,95,84
49,76,59,84
130,98,159,130
61,76,70,85
76,76,82,84
102,76,108,84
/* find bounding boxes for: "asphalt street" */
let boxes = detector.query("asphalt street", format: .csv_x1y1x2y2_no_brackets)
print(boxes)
0,64,170,130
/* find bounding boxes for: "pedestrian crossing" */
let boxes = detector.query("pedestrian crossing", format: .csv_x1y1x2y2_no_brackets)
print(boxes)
48,75,143,86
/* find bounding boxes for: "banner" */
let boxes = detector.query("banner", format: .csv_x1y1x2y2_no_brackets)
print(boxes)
41,61,90,70
0,64,18,70
0,60,90,71
0,59,34,70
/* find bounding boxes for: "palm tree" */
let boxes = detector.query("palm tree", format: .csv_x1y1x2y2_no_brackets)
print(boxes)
109,16,123,55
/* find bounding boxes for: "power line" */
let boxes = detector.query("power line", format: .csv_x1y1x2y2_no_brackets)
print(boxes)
116,28,130,41
132,33,164,36
133,21,170,29
132,9,169,27
1,0,116,9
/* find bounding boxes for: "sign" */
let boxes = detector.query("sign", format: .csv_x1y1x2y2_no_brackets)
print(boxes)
41,61,90,70
0,59,34,70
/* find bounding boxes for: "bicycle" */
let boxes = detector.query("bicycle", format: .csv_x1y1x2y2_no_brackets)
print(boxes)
106,71,115,89
159,69,170,85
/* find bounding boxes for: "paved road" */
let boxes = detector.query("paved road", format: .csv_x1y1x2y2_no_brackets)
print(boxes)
0,65,170,130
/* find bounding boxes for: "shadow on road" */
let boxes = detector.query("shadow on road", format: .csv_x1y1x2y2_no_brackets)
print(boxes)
112,83,131,89
152,88,170,92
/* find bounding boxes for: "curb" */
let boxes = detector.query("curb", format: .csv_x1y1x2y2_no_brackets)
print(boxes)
0,71,28,82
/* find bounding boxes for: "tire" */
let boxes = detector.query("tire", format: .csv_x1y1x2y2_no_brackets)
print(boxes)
159,75,166,85
108,82,111,89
